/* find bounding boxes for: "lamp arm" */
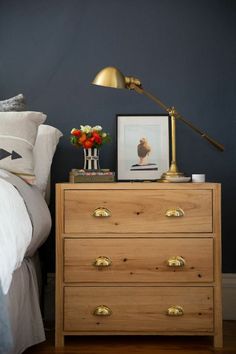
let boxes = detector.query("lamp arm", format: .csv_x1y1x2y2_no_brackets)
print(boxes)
174,112,224,152
132,84,224,152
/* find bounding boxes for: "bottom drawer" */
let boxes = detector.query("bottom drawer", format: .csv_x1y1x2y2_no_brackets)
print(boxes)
64,286,213,332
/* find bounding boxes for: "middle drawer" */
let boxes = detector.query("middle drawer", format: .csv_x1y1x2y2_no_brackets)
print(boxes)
64,238,213,283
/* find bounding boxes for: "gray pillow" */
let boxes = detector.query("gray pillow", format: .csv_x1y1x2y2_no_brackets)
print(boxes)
0,94,27,112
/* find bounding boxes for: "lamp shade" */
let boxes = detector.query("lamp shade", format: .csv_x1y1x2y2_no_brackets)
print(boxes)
92,66,126,89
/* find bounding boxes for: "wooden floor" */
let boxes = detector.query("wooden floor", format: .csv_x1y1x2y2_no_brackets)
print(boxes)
24,321,236,354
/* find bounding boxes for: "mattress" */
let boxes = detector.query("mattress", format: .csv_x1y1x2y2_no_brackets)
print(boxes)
0,170,51,354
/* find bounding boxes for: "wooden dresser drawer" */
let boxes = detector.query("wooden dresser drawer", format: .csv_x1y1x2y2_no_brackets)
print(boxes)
64,189,212,234
56,183,222,347
64,238,213,283
64,286,213,332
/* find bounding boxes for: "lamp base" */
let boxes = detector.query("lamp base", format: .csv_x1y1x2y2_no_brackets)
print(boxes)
158,170,185,183
157,159,185,183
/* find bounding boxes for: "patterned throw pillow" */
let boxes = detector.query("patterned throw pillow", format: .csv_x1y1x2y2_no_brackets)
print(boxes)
0,94,27,112
0,111,46,176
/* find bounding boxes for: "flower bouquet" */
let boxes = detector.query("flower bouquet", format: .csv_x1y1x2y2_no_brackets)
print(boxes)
70,125,110,149
70,125,111,170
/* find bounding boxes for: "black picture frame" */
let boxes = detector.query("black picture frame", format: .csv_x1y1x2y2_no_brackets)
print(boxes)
116,114,169,181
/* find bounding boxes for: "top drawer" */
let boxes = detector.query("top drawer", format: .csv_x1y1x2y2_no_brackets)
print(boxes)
64,189,212,234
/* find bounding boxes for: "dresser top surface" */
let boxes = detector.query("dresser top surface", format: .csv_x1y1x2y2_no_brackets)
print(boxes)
57,182,220,191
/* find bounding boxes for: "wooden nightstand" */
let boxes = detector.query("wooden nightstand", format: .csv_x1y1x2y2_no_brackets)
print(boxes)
55,182,222,347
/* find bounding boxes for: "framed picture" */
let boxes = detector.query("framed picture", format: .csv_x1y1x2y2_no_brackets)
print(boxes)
117,114,169,181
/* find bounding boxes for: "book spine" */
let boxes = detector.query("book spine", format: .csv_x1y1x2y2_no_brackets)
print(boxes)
69,174,115,183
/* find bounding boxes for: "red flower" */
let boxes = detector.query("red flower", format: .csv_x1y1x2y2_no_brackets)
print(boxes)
71,128,81,137
83,139,94,148
93,132,102,144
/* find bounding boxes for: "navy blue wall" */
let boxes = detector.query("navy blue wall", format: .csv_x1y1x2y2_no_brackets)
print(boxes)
0,0,235,272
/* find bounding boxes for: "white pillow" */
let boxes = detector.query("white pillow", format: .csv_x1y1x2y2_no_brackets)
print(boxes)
33,125,63,196
0,111,46,176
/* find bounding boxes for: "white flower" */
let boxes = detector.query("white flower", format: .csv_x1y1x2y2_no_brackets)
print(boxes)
80,125,92,134
102,132,107,137
92,125,102,131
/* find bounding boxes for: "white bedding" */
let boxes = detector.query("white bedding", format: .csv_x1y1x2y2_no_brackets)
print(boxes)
0,175,32,294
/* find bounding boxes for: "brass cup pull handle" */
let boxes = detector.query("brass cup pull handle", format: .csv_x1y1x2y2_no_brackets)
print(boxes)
167,305,184,316
93,207,111,217
93,305,112,316
93,256,112,267
167,256,186,267
165,208,185,217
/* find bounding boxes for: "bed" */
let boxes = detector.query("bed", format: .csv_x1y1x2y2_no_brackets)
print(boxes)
0,103,62,354
0,170,51,354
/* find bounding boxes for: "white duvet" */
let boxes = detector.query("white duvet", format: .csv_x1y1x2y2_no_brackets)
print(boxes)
0,177,32,294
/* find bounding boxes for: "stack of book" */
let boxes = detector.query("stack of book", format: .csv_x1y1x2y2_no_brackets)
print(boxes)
69,169,115,183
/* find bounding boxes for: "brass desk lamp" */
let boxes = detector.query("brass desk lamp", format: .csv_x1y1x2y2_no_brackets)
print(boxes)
92,66,224,182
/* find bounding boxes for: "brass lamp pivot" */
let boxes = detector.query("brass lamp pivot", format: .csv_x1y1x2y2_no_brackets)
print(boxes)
92,66,224,182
